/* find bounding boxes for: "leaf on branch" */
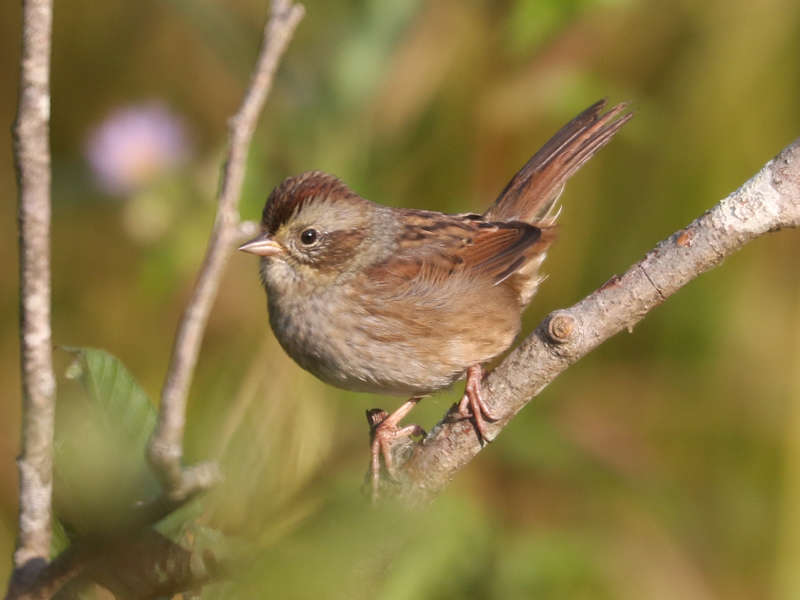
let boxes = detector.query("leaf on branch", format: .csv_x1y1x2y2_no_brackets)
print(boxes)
55,347,161,538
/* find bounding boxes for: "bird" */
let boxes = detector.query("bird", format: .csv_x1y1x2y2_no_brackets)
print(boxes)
239,99,632,497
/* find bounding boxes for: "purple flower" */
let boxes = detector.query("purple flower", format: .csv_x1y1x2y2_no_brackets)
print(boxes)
85,102,191,195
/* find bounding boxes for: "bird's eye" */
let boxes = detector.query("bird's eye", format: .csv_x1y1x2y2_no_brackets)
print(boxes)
300,228,318,245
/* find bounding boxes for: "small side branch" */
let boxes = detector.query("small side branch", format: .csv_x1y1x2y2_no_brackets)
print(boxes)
148,0,305,499
11,0,56,591
396,137,800,505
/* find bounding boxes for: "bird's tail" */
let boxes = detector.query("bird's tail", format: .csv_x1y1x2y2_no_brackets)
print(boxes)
484,100,632,225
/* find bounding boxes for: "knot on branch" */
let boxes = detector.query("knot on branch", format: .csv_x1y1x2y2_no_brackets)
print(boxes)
545,311,577,345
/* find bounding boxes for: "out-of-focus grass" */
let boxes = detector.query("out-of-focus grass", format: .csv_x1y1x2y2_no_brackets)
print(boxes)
2,0,800,596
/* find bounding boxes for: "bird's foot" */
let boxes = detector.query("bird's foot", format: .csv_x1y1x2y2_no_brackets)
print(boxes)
456,364,499,443
366,397,425,503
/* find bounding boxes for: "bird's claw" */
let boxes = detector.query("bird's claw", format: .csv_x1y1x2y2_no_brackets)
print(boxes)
455,365,498,444
366,399,425,502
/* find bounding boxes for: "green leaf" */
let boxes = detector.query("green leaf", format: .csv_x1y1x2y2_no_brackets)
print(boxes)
55,347,160,537
64,346,157,452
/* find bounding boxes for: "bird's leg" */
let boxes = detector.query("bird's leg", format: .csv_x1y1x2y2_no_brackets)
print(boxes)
457,364,499,442
366,397,425,502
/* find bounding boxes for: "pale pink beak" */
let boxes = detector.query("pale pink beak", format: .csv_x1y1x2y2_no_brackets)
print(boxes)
238,232,284,257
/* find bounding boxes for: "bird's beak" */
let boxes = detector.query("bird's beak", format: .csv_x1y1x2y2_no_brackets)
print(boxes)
238,232,284,257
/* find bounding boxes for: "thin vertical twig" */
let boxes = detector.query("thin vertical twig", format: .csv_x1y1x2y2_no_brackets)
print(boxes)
148,0,305,500
11,0,56,589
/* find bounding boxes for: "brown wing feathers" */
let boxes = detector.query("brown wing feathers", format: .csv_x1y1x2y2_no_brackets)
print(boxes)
459,223,546,285
379,214,549,288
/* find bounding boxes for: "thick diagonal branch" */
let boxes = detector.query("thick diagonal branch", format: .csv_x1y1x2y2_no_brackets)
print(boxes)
148,0,305,500
396,137,800,505
11,0,56,589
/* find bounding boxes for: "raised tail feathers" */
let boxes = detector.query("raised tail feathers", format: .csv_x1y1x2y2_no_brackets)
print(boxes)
484,100,632,224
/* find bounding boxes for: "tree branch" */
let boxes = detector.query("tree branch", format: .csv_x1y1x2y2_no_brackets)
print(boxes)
10,0,56,590
394,136,800,505
148,0,305,500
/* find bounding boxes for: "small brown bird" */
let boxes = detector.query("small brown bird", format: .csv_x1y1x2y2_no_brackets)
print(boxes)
239,100,632,496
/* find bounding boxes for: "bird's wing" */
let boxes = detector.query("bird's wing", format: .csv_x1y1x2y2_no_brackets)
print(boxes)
366,210,553,290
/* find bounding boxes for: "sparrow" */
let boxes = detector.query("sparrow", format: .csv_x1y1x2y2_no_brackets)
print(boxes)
239,100,632,497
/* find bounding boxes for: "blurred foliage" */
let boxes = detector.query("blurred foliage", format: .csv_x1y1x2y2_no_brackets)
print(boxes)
2,0,800,598
55,347,159,538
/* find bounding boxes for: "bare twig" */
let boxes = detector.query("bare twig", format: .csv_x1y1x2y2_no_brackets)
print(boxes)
394,137,800,505
10,0,56,591
148,0,305,500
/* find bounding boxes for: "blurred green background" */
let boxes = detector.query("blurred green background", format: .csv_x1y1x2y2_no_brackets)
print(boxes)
2,0,800,597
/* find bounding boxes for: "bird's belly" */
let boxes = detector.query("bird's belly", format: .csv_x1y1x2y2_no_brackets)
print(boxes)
266,289,501,396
